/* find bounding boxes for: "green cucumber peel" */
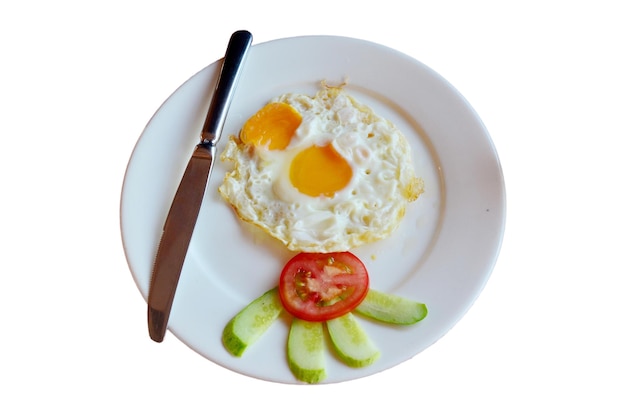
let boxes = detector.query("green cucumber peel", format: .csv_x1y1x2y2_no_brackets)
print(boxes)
355,289,428,325
222,288,284,357
327,312,380,368
287,318,327,384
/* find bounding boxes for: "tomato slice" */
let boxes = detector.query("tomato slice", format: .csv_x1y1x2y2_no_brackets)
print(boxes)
278,252,369,322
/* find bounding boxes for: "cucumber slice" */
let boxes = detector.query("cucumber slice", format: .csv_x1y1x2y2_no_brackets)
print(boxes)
287,318,326,384
355,289,428,325
327,312,380,368
222,288,283,357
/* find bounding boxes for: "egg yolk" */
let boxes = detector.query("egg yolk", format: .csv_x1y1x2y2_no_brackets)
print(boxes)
240,102,302,150
290,144,353,197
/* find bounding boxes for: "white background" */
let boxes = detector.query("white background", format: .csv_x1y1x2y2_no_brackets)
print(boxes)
2,0,625,413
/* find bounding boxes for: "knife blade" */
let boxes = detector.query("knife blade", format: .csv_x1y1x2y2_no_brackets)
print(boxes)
147,30,253,342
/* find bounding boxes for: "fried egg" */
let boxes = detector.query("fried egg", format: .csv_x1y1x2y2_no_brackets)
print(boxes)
218,85,424,253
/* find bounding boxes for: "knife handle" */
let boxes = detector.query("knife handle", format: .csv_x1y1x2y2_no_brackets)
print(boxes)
201,30,253,145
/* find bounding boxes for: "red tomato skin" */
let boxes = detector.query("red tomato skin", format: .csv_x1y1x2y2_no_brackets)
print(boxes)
278,252,369,322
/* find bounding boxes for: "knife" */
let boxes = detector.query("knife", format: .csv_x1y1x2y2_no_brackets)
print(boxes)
147,30,253,342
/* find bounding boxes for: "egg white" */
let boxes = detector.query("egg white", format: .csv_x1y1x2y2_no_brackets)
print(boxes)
218,86,423,253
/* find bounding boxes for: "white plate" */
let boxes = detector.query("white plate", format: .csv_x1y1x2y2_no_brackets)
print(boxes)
120,35,505,384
